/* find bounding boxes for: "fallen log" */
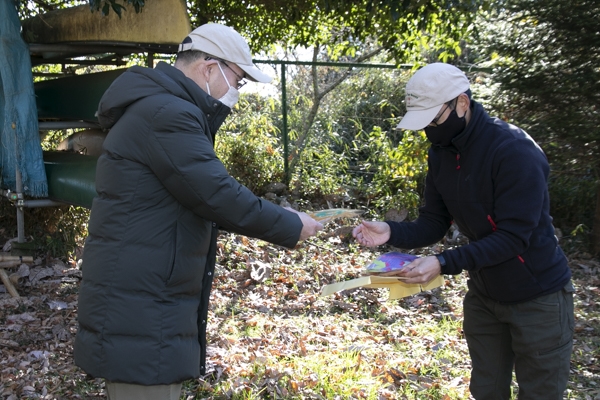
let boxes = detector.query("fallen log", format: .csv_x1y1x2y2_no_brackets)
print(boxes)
0,269,20,298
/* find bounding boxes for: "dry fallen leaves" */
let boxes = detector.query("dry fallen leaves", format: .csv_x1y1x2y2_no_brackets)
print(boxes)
0,229,599,399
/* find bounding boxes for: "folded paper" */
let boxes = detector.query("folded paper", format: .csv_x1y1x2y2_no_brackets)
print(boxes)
320,274,445,300
364,251,417,274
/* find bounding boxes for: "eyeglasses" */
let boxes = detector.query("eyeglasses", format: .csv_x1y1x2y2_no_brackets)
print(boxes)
220,61,248,90
430,98,457,126
205,56,248,89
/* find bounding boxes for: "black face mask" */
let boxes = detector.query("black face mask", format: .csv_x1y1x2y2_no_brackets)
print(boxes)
424,109,467,147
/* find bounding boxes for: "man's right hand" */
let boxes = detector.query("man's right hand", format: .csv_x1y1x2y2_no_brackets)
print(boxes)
352,220,391,247
285,208,323,241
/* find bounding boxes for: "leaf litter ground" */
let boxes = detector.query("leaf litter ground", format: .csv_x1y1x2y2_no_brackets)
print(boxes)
0,221,599,399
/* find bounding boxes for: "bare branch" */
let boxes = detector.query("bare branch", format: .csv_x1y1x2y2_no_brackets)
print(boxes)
290,46,386,173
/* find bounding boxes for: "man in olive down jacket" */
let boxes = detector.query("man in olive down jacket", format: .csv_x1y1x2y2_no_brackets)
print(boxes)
74,23,323,400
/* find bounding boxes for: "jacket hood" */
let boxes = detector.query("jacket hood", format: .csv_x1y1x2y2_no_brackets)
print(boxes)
97,62,224,130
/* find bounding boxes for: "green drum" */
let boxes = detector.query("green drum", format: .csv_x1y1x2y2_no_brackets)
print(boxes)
43,151,98,209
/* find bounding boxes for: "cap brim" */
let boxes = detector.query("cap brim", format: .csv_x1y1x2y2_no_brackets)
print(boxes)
238,63,272,83
396,105,443,130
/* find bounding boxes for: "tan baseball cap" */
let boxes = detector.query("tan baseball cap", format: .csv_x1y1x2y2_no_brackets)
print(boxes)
178,23,272,83
396,63,470,130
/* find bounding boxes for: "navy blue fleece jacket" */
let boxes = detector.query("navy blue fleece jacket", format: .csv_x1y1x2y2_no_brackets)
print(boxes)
386,100,570,303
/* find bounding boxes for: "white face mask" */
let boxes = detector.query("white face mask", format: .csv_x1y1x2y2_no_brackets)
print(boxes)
205,63,239,109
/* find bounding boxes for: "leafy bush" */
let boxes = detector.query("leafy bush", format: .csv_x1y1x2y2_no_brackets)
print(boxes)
354,127,429,217
215,94,285,195
291,139,350,204
547,169,597,252
0,200,88,260
216,69,415,213
290,66,428,216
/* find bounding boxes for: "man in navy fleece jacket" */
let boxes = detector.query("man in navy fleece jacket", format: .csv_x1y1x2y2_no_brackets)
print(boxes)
353,63,573,400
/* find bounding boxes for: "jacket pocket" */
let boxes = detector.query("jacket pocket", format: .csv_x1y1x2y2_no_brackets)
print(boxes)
164,224,177,284
479,256,542,302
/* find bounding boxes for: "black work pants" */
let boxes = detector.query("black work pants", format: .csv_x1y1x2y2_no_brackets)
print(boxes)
463,280,574,400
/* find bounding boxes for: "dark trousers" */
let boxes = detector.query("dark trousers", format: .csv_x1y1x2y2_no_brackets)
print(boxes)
463,280,574,400
105,381,182,400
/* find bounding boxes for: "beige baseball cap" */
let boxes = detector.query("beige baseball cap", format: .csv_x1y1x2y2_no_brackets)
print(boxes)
178,23,272,83
396,63,470,130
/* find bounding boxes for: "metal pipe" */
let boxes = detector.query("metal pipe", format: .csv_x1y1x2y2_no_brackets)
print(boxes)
19,199,65,208
28,42,179,53
147,53,154,68
31,58,127,67
2,188,65,207
15,169,25,243
281,64,288,185
253,59,409,69
28,43,145,55
39,121,100,130
253,59,491,73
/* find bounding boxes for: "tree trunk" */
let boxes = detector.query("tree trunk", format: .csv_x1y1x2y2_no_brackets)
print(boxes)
288,45,384,174
592,181,600,255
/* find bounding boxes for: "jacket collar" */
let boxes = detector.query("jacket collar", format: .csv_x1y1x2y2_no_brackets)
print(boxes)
439,100,486,153
155,62,230,137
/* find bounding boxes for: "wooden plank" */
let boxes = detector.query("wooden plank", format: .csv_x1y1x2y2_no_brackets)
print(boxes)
0,269,20,298
21,0,190,46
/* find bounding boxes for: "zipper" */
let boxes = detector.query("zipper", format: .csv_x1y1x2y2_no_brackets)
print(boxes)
456,153,461,170
487,215,497,231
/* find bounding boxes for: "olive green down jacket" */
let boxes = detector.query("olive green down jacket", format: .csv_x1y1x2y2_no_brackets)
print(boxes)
74,62,303,385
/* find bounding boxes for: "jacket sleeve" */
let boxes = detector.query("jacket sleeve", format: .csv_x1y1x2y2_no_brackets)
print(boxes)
143,99,302,249
386,156,453,249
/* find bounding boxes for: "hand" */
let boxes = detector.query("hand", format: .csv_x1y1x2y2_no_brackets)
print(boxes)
380,256,442,284
285,207,323,241
352,220,391,247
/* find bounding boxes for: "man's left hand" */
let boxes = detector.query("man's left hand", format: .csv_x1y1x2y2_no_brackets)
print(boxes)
380,255,442,284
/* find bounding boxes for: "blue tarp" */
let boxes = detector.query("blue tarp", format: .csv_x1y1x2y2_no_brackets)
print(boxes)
0,0,47,197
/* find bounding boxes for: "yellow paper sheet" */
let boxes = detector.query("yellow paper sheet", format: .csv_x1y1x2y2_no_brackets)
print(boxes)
320,275,445,300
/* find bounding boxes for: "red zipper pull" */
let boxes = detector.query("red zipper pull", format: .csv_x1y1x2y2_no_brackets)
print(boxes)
456,154,461,170
487,215,497,231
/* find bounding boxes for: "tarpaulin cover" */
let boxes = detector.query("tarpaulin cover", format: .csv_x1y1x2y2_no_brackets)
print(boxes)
0,0,47,197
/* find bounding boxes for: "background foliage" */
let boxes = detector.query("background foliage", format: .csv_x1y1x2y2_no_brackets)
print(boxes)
5,0,599,256
217,65,429,219
473,0,600,252
216,94,286,195
1,1,599,398
17,0,486,64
